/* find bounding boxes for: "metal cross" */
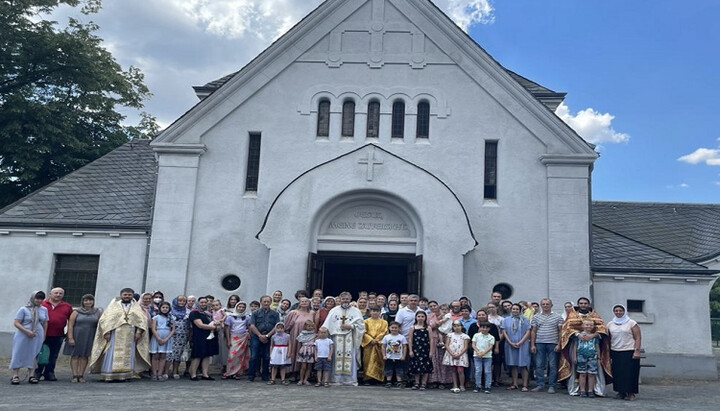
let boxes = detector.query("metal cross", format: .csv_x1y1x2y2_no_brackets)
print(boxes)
358,148,384,181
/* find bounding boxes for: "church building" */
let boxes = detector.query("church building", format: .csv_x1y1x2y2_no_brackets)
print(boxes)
0,0,717,378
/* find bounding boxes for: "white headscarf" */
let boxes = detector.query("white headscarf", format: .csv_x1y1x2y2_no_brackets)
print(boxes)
611,304,630,325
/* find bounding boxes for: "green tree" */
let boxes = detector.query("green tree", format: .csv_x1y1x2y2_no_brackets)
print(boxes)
0,0,156,208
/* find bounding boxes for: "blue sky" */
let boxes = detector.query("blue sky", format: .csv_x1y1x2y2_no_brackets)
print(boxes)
58,0,720,204
469,1,720,203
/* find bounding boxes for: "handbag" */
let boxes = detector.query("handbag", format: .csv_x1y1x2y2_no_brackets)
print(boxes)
180,342,192,362
37,344,50,365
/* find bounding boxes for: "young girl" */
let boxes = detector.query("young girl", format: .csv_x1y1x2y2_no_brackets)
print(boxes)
295,320,317,385
150,301,176,380
408,311,435,390
442,321,470,393
207,300,225,340
269,323,291,385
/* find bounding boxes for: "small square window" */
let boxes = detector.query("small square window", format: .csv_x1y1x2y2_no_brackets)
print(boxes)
626,299,644,313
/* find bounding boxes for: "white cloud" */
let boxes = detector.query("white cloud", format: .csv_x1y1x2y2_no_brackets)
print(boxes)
555,102,630,146
665,183,690,190
435,0,495,30
678,143,720,166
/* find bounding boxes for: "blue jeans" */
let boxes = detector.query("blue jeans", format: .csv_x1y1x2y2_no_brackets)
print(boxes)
473,357,492,389
534,343,558,388
248,334,271,381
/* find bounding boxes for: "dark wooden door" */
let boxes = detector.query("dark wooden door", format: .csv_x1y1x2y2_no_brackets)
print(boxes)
407,255,423,295
306,252,324,292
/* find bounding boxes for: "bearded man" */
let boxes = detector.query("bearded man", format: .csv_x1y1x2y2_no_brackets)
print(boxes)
322,291,365,385
89,288,150,381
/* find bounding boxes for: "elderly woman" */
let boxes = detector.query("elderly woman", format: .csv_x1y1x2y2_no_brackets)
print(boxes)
223,301,251,379
314,296,335,330
607,304,642,401
63,294,102,382
10,291,48,385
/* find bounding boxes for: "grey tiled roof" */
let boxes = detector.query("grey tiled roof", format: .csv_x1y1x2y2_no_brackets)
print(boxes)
0,140,156,229
591,225,711,273
592,201,720,263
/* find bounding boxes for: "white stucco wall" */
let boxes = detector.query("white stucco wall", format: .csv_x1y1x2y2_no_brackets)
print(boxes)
0,229,148,336
593,274,715,356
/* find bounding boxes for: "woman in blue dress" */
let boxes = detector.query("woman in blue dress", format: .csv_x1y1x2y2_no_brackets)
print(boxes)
500,303,531,391
10,291,48,385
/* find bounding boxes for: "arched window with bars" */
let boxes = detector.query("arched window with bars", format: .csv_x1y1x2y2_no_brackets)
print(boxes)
416,101,430,139
316,99,330,137
366,100,380,138
391,100,405,138
341,100,355,137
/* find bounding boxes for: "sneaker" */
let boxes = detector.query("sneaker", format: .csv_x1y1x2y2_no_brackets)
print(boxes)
484,389,491,394
451,387,460,393
385,382,392,388
46,373,57,382
473,388,480,393
588,392,595,398
459,387,465,392
161,374,169,381
531,386,543,392
172,374,180,380
548,387,556,394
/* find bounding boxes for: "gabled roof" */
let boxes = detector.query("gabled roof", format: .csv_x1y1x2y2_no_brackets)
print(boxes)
155,0,595,156
193,67,567,111
591,225,713,274
592,201,720,263
0,140,157,230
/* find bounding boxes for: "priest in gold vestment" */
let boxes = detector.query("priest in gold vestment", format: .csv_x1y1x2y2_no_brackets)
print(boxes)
89,288,150,381
362,306,388,383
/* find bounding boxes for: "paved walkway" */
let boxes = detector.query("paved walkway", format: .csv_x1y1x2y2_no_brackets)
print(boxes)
2,357,719,411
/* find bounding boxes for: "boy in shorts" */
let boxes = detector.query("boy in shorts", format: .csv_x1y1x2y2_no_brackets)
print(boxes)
381,321,407,388
314,327,334,387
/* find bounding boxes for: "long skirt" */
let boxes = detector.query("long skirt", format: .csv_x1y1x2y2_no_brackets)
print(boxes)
225,332,250,376
610,350,639,394
429,340,452,384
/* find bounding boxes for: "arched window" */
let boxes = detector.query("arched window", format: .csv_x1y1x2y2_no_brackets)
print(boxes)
391,100,405,138
316,99,330,137
341,100,355,137
366,101,380,138
416,101,430,139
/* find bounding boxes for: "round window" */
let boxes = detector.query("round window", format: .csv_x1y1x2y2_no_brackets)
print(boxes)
492,283,513,300
221,274,241,291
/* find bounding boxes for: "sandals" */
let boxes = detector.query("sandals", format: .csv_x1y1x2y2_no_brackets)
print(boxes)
11,376,20,385
28,376,39,384
521,386,529,392
419,384,426,391
315,382,323,387
323,382,330,387
506,384,518,390
411,384,420,390
71,376,78,383
450,387,460,393
267,380,275,385
282,379,290,386
396,382,405,388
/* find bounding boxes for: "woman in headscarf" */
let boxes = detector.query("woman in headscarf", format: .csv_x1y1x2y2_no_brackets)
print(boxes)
500,303,531,391
223,301,250,379
63,294,102,382
167,295,190,379
607,304,642,401
562,301,574,321
217,294,240,375
314,296,335,331
10,291,48,385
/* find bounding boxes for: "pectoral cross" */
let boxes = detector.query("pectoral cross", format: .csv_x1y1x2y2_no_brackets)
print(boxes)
340,315,347,324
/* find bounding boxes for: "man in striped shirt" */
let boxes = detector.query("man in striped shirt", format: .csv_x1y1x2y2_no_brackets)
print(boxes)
530,298,563,393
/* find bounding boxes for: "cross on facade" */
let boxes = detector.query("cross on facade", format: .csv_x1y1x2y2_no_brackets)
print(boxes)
358,148,383,181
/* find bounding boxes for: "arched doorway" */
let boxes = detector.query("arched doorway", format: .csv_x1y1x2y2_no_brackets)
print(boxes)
307,193,422,297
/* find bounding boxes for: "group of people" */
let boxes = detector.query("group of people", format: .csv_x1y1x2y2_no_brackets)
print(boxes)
9,287,643,401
